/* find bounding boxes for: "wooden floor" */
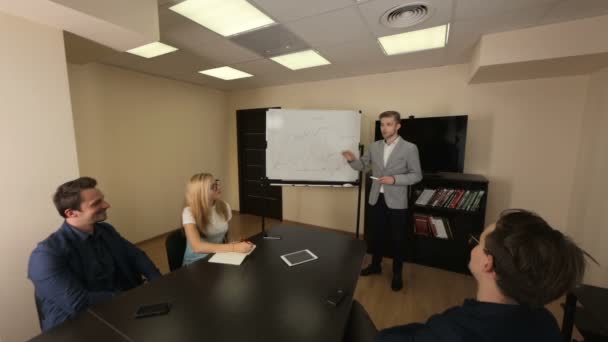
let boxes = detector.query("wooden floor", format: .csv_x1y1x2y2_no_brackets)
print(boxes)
137,211,580,337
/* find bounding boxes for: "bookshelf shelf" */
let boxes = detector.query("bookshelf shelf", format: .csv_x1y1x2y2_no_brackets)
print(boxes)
412,205,485,215
364,172,489,274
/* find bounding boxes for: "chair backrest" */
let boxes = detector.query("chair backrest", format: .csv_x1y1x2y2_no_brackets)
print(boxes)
34,294,44,330
165,228,187,272
343,300,378,342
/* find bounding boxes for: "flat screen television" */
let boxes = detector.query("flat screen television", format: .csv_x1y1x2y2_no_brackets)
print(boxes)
374,115,468,174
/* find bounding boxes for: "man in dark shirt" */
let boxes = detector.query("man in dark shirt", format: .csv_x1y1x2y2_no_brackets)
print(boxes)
376,209,592,342
28,177,161,331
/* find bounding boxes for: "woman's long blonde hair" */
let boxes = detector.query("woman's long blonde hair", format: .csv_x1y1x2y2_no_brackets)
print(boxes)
186,173,230,236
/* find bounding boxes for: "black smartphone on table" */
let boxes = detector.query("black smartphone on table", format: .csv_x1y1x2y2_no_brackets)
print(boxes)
135,302,172,319
327,289,345,306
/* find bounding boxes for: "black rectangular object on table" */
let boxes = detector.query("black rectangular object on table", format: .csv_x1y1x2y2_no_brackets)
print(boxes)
135,303,171,319
327,289,346,306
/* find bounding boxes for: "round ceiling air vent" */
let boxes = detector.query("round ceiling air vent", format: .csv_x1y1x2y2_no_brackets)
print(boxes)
380,2,434,29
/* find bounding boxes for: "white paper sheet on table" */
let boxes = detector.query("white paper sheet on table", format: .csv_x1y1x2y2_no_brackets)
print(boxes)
208,245,256,266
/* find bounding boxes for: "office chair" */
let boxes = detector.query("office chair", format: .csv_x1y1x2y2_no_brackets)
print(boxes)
343,300,378,342
165,228,187,272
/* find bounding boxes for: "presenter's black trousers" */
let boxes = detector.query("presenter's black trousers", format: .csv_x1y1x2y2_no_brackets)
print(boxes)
368,194,411,276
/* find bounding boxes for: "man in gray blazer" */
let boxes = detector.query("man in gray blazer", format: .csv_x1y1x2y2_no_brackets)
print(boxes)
343,111,422,291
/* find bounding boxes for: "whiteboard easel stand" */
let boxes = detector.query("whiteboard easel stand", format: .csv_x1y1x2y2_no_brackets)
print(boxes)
253,177,282,240
355,144,364,240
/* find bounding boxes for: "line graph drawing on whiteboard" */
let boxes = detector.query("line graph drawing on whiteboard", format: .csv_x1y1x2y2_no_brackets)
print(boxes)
266,109,361,182
271,128,357,172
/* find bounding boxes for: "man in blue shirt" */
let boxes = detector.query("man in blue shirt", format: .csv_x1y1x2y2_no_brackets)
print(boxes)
375,209,593,342
28,177,161,331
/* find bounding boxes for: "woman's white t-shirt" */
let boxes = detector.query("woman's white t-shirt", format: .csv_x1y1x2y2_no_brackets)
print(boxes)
181,202,232,265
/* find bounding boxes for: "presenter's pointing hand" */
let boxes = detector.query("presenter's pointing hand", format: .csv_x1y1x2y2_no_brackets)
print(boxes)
342,150,356,161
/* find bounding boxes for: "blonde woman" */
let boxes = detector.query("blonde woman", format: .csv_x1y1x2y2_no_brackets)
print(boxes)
182,173,254,266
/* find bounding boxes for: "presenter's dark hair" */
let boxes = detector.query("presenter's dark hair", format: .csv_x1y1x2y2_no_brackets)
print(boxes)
53,177,98,218
379,111,401,123
485,209,594,307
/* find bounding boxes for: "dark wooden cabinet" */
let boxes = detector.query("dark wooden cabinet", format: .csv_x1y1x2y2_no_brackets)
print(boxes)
364,172,489,274
236,108,282,220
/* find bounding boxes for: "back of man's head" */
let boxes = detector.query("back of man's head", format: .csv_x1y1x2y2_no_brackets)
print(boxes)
53,177,97,218
485,209,591,307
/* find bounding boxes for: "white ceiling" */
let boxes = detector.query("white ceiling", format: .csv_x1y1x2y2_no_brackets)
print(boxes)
89,0,608,91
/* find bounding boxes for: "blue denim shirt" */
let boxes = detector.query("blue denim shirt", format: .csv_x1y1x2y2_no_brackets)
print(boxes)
28,221,161,331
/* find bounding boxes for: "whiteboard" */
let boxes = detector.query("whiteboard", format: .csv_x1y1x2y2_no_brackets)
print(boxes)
266,109,361,183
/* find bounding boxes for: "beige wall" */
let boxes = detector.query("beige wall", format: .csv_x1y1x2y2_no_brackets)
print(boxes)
68,63,228,242
0,12,80,342
568,67,608,287
479,15,608,66
226,64,589,234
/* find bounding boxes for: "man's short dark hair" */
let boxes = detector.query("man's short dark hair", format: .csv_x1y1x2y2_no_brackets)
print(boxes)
379,111,401,123
53,177,97,218
485,209,591,307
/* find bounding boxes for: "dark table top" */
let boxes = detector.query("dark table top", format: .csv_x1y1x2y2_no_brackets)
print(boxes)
29,311,130,342
89,225,366,342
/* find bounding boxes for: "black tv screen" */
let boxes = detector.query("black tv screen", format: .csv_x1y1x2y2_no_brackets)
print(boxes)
375,115,468,174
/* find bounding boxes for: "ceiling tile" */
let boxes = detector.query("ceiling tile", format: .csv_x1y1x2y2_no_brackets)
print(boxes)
143,50,216,72
190,74,244,91
250,0,354,22
189,39,262,65
199,63,310,90
446,4,550,63
286,63,351,81
317,39,385,66
102,50,215,77
319,38,447,76
453,0,560,21
219,77,266,90
233,63,350,89
345,47,448,76
227,66,352,90
158,5,187,31
231,58,287,76
224,69,295,89
98,61,212,89
285,7,374,47
159,7,223,46
230,24,310,57
101,51,156,70
539,0,608,25
357,0,454,37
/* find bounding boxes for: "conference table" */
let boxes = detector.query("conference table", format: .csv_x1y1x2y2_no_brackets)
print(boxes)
31,225,366,342
29,311,130,342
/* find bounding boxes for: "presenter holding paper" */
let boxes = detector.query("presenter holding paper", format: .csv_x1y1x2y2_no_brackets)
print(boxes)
342,111,422,291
